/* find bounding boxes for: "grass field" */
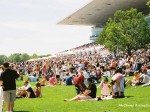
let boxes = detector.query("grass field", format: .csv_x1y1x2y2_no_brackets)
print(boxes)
2,77,150,112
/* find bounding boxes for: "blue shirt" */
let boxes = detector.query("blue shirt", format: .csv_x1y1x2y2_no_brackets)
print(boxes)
65,76,73,85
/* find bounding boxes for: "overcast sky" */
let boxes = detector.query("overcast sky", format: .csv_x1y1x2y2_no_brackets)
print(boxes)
0,0,92,56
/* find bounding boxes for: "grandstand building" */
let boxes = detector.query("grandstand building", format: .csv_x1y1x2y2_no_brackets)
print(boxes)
58,0,150,42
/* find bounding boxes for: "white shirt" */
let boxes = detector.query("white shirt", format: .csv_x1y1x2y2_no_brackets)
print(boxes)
20,84,31,90
0,70,3,76
55,68,59,75
141,75,150,84
62,65,67,71
147,69,150,75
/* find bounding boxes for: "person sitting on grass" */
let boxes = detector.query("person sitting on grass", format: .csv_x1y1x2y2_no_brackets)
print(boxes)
64,78,97,101
126,71,142,86
64,72,73,86
40,75,47,86
27,82,42,98
132,71,142,86
73,67,87,94
35,82,42,97
28,75,36,82
141,74,150,87
49,73,55,86
16,81,31,98
26,87,36,98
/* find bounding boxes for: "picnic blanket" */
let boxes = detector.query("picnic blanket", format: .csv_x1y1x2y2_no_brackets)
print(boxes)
79,96,113,101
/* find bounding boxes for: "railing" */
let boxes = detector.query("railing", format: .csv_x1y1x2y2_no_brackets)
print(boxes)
0,86,3,112
89,36,97,40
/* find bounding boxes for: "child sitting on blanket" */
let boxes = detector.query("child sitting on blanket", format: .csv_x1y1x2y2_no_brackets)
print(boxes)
97,77,110,98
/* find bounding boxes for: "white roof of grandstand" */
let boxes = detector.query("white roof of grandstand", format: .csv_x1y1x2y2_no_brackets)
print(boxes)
58,0,149,26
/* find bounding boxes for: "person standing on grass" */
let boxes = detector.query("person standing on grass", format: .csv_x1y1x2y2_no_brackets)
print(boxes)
97,77,110,98
110,69,125,98
55,66,62,85
0,62,19,112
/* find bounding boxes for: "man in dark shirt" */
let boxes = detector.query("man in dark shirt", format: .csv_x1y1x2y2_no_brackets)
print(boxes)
64,78,97,101
26,87,36,98
87,79,97,98
0,62,19,112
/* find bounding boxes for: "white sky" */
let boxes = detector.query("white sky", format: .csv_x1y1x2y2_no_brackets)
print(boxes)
0,0,92,56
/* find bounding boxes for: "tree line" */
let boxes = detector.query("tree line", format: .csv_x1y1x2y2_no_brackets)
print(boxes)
0,53,51,65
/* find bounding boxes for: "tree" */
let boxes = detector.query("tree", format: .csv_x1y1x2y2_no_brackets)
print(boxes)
97,8,150,55
0,55,7,65
0,53,51,63
147,0,150,7
39,54,51,58
8,53,22,62
31,53,39,59
20,53,30,62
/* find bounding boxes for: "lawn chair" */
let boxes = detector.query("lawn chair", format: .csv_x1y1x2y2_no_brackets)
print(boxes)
0,86,3,112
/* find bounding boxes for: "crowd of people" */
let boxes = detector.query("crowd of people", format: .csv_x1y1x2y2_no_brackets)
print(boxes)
57,42,97,54
56,42,108,56
0,44,150,111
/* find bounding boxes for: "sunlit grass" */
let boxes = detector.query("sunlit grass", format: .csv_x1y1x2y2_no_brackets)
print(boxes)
2,76,150,112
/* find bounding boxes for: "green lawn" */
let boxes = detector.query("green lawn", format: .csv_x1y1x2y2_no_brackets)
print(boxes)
2,78,150,112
